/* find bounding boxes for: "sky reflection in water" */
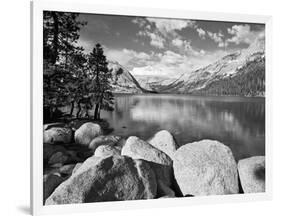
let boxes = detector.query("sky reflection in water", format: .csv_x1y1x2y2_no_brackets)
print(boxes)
101,94,265,160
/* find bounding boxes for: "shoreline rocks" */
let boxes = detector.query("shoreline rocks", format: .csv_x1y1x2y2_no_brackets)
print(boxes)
43,144,67,164
74,122,103,146
43,125,266,205
173,140,239,196
148,130,178,160
45,155,157,204
94,145,121,158
43,127,73,144
48,151,70,166
238,156,265,193
89,135,123,151
121,136,172,166
121,136,174,195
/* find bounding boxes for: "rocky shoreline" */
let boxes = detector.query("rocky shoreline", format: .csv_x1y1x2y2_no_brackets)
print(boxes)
43,121,265,205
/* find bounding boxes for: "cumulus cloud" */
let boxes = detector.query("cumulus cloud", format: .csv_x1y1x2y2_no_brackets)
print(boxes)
172,38,184,47
196,28,206,39
245,30,265,53
132,18,147,27
137,30,165,49
200,49,206,55
146,18,196,35
227,24,259,45
184,41,205,56
206,25,264,49
148,32,165,49
133,17,197,49
171,38,204,56
207,31,227,47
134,17,213,55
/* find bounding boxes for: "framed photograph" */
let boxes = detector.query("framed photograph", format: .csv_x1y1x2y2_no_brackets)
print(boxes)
31,0,272,215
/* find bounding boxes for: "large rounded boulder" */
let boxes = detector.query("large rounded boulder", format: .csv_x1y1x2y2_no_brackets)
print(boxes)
148,130,177,160
173,140,239,196
43,127,73,144
74,122,102,146
45,155,157,205
238,156,265,193
121,136,173,190
122,136,172,166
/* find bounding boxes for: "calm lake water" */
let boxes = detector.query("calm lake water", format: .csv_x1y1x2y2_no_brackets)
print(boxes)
101,94,265,161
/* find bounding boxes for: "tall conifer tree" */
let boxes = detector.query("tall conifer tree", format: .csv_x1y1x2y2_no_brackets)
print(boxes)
88,44,114,120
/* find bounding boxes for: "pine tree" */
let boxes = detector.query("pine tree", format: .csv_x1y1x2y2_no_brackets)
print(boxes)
43,11,86,121
64,51,89,117
88,44,114,120
43,11,86,65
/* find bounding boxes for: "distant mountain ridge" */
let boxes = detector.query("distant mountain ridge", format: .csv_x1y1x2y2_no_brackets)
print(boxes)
135,49,265,97
161,50,265,96
108,45,265,97
189,51,265,96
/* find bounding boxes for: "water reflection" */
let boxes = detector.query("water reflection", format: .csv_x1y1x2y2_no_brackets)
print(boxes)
102,94,265,160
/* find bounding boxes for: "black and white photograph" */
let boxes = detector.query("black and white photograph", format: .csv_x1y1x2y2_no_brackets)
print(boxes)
42,10,266,205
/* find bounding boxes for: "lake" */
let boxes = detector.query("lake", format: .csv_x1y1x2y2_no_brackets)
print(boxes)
101,94,265,161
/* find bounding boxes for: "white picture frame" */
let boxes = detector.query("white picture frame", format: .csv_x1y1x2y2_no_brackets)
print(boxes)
31,0,273,215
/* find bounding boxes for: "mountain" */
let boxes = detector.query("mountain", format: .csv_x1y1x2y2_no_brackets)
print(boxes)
134,48,265,97
165,36,265,96
108,38,265,97
164,50,265,96
191,52,265,96
108,61,154,93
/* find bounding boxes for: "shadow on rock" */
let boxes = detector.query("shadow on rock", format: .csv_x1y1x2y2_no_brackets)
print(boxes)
254,166,265,181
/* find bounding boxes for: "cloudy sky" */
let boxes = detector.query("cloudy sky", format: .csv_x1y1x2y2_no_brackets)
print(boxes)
77,13,265,78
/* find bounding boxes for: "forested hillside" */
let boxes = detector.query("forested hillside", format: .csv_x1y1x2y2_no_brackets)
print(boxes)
192,54,265,96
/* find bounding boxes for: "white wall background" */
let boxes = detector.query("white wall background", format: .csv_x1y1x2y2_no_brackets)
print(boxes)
0,0,280,215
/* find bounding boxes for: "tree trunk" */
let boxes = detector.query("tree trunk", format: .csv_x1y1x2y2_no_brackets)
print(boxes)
94,103,100,120
84,99,92,118
49,106,54,121
94,61,101,121
76,101,81,118
69,101,75,116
